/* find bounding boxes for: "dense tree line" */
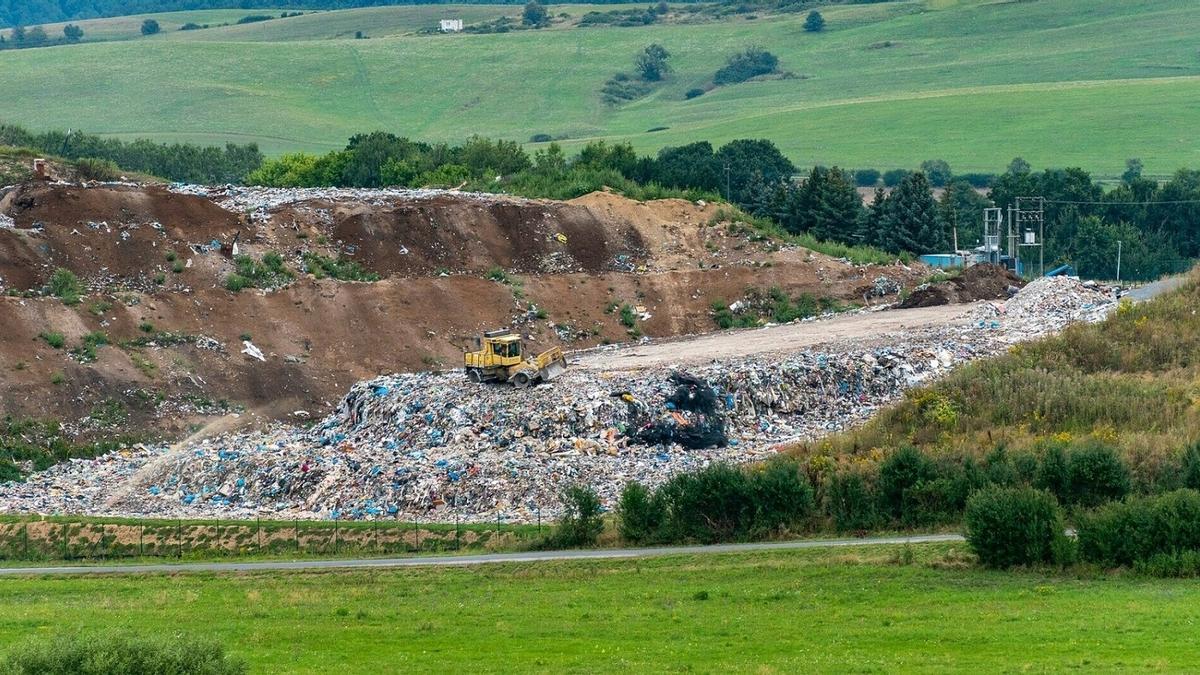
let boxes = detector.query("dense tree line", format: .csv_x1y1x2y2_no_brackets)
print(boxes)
746,157,1198,281
0,123,261,184
4,118,1195,280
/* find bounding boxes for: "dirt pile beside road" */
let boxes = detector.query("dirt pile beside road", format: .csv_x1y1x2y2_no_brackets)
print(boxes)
898,264,1024,308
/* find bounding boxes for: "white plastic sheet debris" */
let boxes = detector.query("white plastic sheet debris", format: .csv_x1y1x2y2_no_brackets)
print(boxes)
241,340,266,362
0,277,1119,523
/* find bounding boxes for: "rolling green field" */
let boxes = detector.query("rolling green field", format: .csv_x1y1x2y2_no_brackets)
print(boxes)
4,5,648,44
2,544,1199,672
1,0,1199,175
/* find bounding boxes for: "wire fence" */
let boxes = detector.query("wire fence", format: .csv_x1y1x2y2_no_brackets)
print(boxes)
0,516,549,562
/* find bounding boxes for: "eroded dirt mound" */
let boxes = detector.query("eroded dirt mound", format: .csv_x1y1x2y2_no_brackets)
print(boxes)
898,264,1025,308
0,183,247,289
0,181,930,442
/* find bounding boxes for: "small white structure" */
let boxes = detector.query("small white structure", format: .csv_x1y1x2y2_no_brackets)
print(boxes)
439,19,464,32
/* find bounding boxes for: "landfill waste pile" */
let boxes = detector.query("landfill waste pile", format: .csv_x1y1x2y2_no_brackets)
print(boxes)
967,275,1116,341
0,276,1118,522
168,184,531,217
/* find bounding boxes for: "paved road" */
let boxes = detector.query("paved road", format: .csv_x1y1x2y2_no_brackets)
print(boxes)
572,303,982,371
0,533,963,577
1126,274,1190,302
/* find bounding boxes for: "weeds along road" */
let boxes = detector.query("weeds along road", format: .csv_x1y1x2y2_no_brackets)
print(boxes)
571,303,985,371
0,534,964,577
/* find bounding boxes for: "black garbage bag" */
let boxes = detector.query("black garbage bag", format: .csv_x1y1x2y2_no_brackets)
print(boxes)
666,371,721,414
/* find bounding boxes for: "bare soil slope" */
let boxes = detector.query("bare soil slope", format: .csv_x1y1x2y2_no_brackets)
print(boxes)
0,182,924,440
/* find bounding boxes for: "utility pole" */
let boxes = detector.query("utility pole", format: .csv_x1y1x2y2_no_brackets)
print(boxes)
723,163,732,203
1116,240,1122,283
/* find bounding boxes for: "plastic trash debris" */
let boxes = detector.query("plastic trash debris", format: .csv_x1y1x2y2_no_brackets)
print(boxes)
241,340,266,362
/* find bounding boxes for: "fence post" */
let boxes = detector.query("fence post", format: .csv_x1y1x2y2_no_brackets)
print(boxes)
537,507,541,535
100,523,107,561
177,519,183,558
257,518,263,553
333,517,338,555
60,522,67,560
215,518,221,557
294,519,300,555
455,513,460,551
139,521,144,558
22,522,28,560
373,517,379,554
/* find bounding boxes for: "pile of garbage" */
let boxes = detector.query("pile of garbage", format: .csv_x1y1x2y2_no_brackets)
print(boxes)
968,276,1116,340
169,184,523,216
0,277,1120,522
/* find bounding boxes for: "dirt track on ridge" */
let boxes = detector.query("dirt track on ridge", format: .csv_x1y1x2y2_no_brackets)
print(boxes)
572,302,983,371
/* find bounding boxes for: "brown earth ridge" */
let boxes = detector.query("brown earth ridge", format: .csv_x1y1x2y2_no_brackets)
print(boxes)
0,181,927,441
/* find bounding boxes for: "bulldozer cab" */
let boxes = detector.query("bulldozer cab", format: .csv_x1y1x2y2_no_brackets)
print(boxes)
487,335,523,364
467,333,524,368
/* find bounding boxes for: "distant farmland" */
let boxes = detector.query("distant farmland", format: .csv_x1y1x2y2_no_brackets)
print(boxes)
1,0,1198,175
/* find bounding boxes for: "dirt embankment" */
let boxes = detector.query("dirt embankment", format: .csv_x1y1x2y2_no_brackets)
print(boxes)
0,182,924,439
897,264,1024,309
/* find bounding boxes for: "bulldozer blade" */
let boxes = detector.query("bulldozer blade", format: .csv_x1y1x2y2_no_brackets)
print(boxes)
540,360,567,381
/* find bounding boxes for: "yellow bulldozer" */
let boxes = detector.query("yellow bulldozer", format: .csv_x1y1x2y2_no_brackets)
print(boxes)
464,329,568,388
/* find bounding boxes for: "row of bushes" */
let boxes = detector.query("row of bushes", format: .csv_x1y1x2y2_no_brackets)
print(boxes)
598,440,1155,547
618,460,814,544
966,486,1200,575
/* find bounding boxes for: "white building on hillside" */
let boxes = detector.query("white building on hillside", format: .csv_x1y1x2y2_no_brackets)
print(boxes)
439,19,464,32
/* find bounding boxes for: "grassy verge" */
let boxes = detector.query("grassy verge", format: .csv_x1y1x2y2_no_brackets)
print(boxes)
3,543,1200,671
0,514,545,563
795,271,1200,492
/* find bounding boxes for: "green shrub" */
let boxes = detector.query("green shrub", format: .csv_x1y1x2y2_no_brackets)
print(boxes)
826,468,881,531
878,446,937,520
747,458,814,534
38,332,65,349
619,303,637,329
73,157,120,181
225,253,294,292
1067,441,1131,507
0,630,245,674
486,266,512,284
1077,489,1200,568
301,253,380,282
655,463,754,543
224,274,250,292
617,481,660,543
1181,442,1200,490
546,485,604,548
964,486,1065,569
901,476,962,526
713,47,779,86
47,268,82,305
647,460,813,544
1133,550,1200,578
1035,445,1071,501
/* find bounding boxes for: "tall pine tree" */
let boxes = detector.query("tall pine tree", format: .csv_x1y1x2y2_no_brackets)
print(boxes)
857,187,888,248
880,172,942,253
792,166,862,243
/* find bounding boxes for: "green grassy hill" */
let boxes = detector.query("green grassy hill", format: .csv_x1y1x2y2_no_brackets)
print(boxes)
2,0,1198,175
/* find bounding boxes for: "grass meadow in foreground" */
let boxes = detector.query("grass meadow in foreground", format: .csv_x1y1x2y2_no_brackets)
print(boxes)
1,544,1198,672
